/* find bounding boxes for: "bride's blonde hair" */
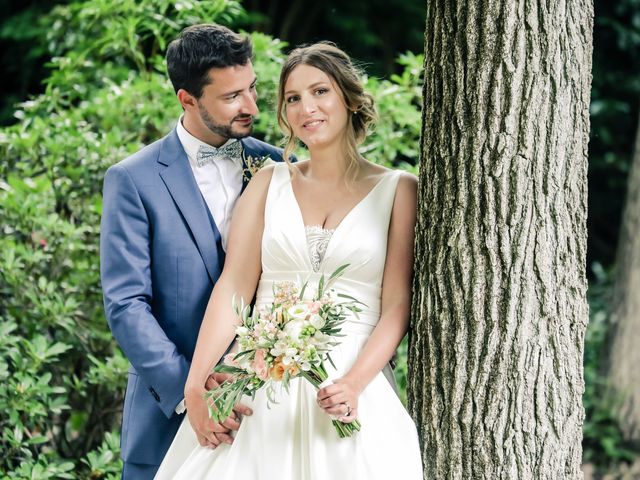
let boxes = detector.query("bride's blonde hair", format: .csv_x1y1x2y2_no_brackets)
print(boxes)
276,42,377,182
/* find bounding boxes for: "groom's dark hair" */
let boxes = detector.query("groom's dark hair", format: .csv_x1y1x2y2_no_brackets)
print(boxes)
166,24,253,98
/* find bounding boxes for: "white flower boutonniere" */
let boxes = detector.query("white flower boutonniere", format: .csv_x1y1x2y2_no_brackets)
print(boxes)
242,152,276,183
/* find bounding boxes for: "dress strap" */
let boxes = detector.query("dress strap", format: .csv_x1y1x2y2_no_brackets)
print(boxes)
270,161,291,186
263,163,292,224
369,170,403,227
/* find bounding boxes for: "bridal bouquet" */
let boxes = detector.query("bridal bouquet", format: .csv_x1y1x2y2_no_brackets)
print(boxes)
205,264,363,438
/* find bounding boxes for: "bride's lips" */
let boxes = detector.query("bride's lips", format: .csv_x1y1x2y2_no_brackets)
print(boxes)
302,119,325,131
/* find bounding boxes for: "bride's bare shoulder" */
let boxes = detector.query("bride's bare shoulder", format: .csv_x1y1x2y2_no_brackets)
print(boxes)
243,163,278,192
290,160,311,176
361,161,417,187
392,171,418,217
235,164,280,211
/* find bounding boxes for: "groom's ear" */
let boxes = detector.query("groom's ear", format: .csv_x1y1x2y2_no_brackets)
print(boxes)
177,89,197,111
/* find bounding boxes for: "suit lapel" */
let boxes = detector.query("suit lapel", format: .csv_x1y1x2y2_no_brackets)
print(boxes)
158,129,221,283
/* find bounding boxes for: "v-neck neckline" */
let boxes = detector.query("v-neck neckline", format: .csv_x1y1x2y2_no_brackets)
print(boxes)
288,167,392,232
286,166,393,271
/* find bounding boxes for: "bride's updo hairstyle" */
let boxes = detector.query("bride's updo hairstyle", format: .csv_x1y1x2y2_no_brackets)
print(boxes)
277,42,377,182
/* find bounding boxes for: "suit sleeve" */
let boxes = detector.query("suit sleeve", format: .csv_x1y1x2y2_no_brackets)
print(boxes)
100,164,189,419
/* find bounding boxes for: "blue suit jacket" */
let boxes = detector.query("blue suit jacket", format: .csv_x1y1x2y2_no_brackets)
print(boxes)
100,128,285,465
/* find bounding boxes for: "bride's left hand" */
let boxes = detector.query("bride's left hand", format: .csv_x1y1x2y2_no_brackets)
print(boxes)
317,377,362,424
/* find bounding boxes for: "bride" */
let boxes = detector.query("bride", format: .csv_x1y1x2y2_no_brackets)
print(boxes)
155,42,423,479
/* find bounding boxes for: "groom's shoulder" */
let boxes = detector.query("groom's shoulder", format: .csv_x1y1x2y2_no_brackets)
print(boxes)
108,131,176,176
242,136,286,162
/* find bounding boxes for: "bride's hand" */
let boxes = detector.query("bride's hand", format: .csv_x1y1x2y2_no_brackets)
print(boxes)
316,377,362,424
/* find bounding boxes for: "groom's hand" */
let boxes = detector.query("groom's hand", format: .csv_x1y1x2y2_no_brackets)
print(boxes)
205,373,253,421
185,382,253,449
185,385,235,448
205,372,231,391
205,372,253,424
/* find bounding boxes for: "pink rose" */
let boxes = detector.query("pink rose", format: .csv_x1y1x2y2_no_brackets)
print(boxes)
252,349,269,381
307,301,322,314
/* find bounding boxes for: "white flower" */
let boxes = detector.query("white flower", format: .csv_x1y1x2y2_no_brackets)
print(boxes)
283,318,305,340
312,331,331,346
309,314,326,329
287,304,310,320
270,338,289,357
236,326,249,336
282,352,299,366
300,362,312,371
270,347,282,357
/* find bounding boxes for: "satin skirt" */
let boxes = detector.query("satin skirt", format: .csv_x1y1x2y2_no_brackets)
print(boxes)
154,322,423,480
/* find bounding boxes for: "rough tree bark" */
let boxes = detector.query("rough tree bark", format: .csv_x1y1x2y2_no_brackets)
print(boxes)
408,1,593,479
607,106,640,442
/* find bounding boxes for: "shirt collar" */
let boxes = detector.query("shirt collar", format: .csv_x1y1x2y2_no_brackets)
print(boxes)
176,116,241,167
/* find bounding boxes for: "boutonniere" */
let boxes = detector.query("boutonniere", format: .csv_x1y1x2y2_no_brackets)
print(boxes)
242,151,275,182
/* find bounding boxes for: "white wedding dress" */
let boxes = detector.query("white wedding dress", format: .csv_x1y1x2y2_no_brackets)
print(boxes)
155,163,423,479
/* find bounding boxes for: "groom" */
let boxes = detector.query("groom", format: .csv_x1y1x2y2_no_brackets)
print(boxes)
100,24,286,479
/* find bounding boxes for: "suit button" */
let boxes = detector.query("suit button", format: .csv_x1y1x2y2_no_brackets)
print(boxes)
149,387,160,402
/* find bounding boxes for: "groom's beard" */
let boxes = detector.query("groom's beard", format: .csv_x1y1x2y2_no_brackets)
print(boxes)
198,102,253,140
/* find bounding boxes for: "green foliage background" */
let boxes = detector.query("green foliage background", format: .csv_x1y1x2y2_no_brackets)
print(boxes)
0,0,639,477
0,1,422,477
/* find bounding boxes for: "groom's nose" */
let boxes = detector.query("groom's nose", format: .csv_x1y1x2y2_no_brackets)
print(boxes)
240,92,259,116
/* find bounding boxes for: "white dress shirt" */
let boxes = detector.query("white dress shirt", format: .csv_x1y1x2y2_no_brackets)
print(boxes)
176,117,244,252
174,118,244,414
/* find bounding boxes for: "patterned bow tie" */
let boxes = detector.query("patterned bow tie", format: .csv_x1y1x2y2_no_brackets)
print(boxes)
195,141,243,167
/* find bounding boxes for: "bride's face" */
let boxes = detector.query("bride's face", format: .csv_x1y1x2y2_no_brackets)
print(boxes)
283,64,349,150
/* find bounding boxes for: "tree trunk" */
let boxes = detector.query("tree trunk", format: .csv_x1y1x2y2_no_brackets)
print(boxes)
408,1,593,479
608,106,640,441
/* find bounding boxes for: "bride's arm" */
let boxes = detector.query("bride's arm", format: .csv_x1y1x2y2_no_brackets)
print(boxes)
318,172,418,421
183,165,275,445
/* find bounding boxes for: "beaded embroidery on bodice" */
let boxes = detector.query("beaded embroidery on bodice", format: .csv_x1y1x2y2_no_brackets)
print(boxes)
304,225,334,272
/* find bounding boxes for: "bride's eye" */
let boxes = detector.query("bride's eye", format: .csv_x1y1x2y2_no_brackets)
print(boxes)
315,88,328,96
286,95,300,104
